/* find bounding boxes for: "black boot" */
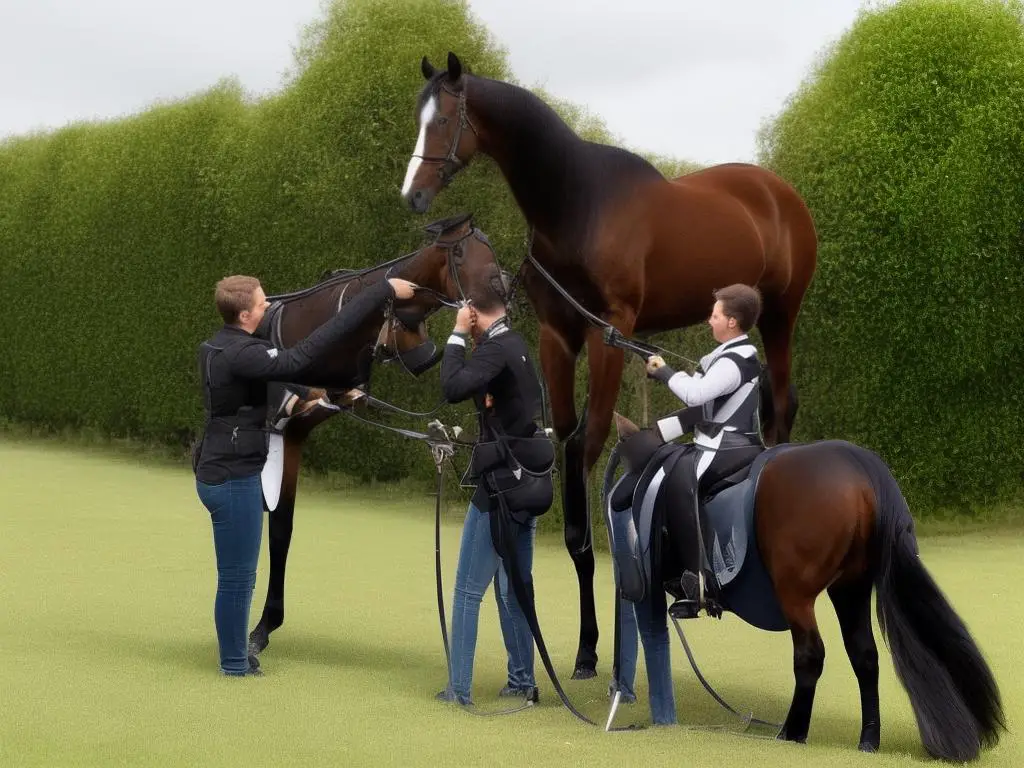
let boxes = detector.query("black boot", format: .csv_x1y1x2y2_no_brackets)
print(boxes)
667,570,723,620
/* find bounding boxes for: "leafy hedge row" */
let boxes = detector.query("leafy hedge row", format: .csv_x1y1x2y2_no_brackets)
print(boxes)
6,0,1019,514
758,0,1024,509
0,0,695,516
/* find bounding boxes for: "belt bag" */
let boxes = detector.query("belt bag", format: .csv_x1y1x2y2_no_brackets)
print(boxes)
466,422,556,520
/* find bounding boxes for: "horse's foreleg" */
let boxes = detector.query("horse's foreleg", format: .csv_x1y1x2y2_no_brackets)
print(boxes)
563,319,632,679
538,324,596,679
757,305,798,445
828,577,881,752
249,434,304,656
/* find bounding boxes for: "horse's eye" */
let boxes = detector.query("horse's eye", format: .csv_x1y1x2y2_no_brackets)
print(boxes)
437,116,449,127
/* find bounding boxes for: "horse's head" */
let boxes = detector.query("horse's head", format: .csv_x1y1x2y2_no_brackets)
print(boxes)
375,212,507,375
613,412,661,473
401,52,479,214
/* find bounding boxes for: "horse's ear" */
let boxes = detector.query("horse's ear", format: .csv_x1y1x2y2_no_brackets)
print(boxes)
421,56,436,80
614,412,639,440
446,51,463,82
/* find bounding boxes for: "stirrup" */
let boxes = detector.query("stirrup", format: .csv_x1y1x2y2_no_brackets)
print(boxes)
669,571,722,619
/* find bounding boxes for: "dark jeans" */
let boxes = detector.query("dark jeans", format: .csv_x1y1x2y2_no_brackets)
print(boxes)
196,473,263,676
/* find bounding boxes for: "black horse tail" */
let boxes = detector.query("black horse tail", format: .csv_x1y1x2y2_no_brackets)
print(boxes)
851,445,1004,761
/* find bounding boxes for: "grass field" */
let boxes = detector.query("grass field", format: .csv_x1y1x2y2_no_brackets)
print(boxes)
2,437,1021,767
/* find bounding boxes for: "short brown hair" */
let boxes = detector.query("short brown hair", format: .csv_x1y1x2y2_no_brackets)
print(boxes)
713,284,762,331
215,275,261,324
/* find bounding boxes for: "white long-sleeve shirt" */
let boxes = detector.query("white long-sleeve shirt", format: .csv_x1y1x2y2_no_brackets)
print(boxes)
657,334,750,407
652,334,760,446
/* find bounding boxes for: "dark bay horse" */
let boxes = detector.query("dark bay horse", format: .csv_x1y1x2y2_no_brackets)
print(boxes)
247,213,506,656
400,52,818,677
611,412,1003,762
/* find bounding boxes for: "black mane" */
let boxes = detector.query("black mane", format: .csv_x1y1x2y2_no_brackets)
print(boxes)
418,68,664,251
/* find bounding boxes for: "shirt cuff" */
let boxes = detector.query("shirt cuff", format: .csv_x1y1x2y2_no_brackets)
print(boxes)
651,365,676,383
446,334,467,347
656,416,685,442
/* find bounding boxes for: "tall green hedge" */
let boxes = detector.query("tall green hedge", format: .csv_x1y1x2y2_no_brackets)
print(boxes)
758,0,1024,509
0,0,696,511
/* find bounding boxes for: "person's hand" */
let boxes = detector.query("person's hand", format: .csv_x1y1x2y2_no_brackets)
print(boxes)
484,393,494,409
388,278,417,300
646,355,666,375
454,303,476,334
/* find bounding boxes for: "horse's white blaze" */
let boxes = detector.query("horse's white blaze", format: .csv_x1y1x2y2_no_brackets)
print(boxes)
401,97,438,197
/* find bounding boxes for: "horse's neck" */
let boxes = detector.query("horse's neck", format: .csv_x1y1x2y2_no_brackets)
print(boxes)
469,77,662,261
469,78,589,247
393,252,439,288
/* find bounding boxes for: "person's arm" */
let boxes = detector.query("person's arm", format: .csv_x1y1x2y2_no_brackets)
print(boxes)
226,280,394,382
648,357,741,407
440,338,506,404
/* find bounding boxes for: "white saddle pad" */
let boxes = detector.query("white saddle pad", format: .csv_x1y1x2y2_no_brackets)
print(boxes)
261,432,285,512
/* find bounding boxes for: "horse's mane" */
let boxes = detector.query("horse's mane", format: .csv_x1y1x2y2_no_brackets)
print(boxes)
419,71,662,180
418,70,662,244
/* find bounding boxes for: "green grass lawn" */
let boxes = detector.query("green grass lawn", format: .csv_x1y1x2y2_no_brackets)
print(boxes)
2,437,1021,767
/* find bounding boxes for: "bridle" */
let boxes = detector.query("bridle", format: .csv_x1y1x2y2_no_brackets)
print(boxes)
410,85,478,188
375,226,504,374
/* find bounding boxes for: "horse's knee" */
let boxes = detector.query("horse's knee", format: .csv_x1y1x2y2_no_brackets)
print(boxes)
794,637,825,685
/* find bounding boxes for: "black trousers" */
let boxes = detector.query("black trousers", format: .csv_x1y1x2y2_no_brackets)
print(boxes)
661,439,762,586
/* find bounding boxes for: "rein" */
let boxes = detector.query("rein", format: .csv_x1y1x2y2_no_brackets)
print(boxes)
520,240,699,368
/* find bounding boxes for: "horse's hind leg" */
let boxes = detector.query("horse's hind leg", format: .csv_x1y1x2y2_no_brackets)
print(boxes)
249,434,304,656
828,576,880,752
779,599,826,744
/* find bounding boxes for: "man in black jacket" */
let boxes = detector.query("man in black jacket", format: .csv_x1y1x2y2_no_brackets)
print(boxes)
435,287,551,706
195,273,415,677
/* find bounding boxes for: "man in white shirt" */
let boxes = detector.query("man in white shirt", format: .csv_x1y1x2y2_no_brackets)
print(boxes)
645,283,766,618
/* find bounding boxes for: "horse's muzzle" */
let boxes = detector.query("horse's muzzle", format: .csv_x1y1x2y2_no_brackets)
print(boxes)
400,341,441,376
405,187,434,214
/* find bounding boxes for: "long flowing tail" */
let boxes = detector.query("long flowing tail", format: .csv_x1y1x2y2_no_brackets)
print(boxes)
851,445,1005,761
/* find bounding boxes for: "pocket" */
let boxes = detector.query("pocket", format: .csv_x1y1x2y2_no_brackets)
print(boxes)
231,428,268,458
488,470,553,518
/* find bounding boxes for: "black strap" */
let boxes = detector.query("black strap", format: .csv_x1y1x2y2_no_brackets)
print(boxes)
485,478,599,726
431,455,534,718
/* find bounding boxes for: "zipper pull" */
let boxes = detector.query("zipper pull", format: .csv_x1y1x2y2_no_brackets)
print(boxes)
231,426,239,444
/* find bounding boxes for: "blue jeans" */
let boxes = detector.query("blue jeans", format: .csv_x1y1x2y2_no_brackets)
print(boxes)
196,473,263,676
445,502,536,703
610,504,675,723
635,590,676,724
609,507,639,701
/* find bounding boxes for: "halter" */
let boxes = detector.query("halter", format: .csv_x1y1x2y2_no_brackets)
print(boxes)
375,226,502,374
410,85,479,187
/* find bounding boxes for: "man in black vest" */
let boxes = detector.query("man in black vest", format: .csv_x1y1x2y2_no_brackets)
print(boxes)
435,284,552,706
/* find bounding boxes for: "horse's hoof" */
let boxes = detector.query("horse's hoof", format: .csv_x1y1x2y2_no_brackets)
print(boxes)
858,741,878,753
571,665,597,680
777,729,806,745
248,627,269,656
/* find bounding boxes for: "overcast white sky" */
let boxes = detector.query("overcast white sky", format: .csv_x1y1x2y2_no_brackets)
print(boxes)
0,0,873,165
